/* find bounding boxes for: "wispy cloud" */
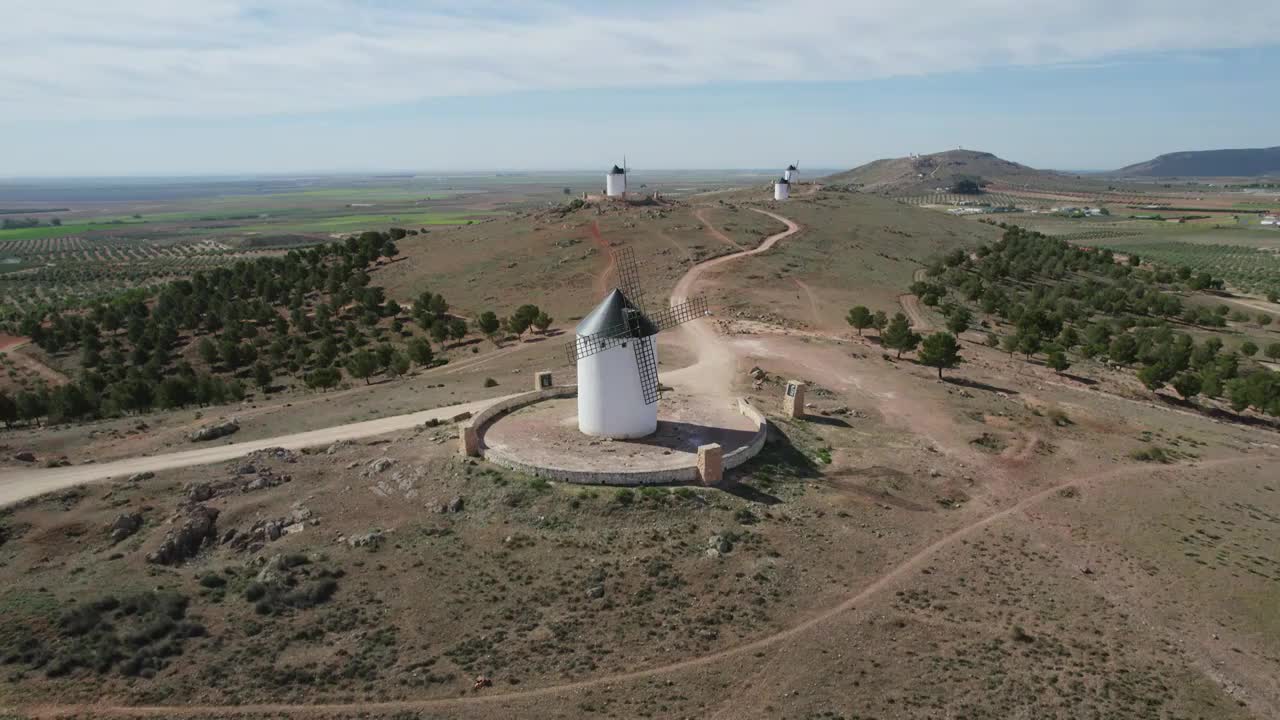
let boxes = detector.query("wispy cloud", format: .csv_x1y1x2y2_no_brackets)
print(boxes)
4,0,1279,119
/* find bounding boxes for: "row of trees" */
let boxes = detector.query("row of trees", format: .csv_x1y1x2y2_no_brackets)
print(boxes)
475,304,553,346
847,307,963,379
1,225,568,428
897,223,1280,417
0,231,435,426
1,217,60,230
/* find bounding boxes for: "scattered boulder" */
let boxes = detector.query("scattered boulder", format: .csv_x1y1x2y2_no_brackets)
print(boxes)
346,530,384,549
250,447,298,464
13,450,35,463
451,411,473,423
186,482,216,502
325,440,353,455
190,419,239,442
749,366,767,381
146,504,219,565
447,496,464,513
242,470,290,493
256,553,292,585
235,463,257,476
369,457,395,474
128,471,155,483
585,585,605,599
108,512,143,543
708,535,733,554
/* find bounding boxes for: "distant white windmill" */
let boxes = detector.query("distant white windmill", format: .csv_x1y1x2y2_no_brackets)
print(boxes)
784,162,799,183
774,176,790,200
605,160,627,197
566,247,707,438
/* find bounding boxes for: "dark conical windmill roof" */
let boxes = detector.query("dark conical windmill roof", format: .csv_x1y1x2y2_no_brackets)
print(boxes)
786,164,798,171
609,165,626,175
576,288,657,337
776,176,790,184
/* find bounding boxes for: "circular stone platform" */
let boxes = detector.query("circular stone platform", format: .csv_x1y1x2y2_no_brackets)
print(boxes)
478,391,766,485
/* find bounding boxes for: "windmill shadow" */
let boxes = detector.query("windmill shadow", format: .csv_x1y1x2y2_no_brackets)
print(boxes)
623,420,760,455
805,415,852,428
718,421,821,504
944,376,1019,396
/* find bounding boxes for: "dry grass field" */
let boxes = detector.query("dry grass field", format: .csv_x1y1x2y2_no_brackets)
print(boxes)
0,179,1277,720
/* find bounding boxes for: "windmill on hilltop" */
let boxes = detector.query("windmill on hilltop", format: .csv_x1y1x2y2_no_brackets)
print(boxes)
566,246,707,438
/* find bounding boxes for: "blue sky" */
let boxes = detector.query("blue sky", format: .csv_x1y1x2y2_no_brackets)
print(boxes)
3,1,1278,176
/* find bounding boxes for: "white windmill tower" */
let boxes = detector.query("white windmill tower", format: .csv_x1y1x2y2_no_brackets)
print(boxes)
567,247,707,438
784,162,799,183
605,159,627,198
773,176,791,200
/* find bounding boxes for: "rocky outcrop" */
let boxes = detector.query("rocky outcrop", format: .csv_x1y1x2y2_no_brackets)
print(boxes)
189,420,239,442
345,530,384,549
146,504,219,565
108,512,144,543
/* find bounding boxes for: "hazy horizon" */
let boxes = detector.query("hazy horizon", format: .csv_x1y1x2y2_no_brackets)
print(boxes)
5,1,1279,177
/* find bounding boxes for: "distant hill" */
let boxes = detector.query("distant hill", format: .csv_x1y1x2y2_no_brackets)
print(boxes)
1113,147,1280,178
825,150,1066,194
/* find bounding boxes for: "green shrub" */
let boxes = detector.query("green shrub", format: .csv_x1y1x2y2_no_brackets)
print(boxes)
26,591,197,678
198,573,226,589
639,486,666,502
1130,446,1172,463
244,582,267,602
614,489,635,506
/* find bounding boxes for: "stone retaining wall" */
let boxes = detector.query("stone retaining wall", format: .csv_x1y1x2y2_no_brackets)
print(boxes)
467,387,770,486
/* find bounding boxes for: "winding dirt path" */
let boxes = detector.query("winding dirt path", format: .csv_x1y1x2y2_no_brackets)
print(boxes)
0,338,70,387
897,267,933,332
665,208,800,397
13,207,1275,718
22,455,1257,719
0,211,798,512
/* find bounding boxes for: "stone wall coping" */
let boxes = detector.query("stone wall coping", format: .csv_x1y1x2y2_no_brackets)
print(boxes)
466,386,769,486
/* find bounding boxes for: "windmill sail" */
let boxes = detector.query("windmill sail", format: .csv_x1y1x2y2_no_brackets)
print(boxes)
648,296,708,332
632,330,660,404
613,246,647,313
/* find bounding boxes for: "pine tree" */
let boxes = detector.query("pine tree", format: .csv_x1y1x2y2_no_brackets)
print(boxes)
407,338,434,366
1172,372,1202,400
253,362,273,392
918,332,963,380
386,352,410,380
881,313,920,359
346,350,379,385
1046,350,1071,374
945,307,971,336
846,306,873,336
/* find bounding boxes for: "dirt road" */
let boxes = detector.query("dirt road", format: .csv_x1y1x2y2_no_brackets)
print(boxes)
0,338,69,387
0,208,800,511
665,208,801,397
0,394,516,508
897,267,933,331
